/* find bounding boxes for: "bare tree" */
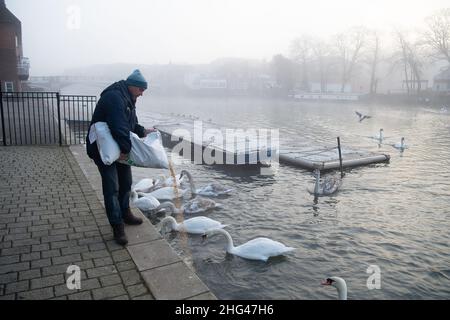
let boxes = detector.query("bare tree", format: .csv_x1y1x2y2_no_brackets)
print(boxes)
311,38,334,93
391,30,426,95
334,26,367,93
424,8,450,65
271,54,295,93
368,32,381,95
290,35,313,91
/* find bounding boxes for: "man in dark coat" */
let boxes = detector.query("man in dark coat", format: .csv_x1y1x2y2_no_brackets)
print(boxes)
86,69,155,245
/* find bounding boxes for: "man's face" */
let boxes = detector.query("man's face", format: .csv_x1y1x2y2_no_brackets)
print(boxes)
128,86,146,101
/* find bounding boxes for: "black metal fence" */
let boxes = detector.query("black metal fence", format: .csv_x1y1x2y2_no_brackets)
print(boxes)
0,92,96,146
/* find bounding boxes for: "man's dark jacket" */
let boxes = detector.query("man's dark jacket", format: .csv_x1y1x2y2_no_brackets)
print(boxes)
86,80,146,164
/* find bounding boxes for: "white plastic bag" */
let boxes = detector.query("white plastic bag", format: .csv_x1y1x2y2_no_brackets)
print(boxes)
119,131,169,169
89,122,120,165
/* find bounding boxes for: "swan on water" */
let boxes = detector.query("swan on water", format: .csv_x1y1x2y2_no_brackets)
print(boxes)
138,186,189,201
160,216,226,235
157,197,220,215
355,111,371,122
180,170,233,197
321,277,347,300
132,178,159,193
202,228,295,262
372,128,384,142
130,190,161,211
392,137,408,150
307,169,341,197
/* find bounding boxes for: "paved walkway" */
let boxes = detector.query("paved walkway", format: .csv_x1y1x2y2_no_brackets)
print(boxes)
0,145,215,300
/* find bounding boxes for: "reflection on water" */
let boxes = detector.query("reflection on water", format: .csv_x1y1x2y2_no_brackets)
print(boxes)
134,96,450,299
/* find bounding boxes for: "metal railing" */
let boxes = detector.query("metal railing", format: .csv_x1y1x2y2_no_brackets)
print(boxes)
0,91,96,146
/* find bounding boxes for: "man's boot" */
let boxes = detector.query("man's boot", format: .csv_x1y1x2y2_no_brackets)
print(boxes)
112,223,128,245
123,208,143,225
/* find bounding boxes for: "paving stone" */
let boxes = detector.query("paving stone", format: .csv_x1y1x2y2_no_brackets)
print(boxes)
111,249,131,263
52,254,82,265
126,284,148,298
0,262,30,274
17,287,54,300
141,262,210,300
99,274,122,287
93,257,113,267
30,258,52,269
86,265,118,278
5,280,29,294
132,294,154,300
18,269,41,281
18,254,41,267
120,269,142,286
30,274,65,290
67,291,92,300
0,272,18,284
92,284,127,300
0,255,20,265
128,240,180,271
41,249,61,259
116,260,136,272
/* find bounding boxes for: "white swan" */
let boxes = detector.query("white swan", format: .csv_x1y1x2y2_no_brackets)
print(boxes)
160,216,226,235
180,170,233,197
156,173,186,188
321,277,347,300
307,169,341,197
372,128,384,142
130,190,161,211
132,178,159,193
393,137,408,150
157,197,220,215
202,228,295,262
138,186,189,201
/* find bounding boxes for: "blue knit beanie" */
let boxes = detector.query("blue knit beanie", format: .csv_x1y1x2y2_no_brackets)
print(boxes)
125,69,148,89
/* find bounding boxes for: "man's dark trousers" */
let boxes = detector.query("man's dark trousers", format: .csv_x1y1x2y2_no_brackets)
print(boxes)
95,160,132,225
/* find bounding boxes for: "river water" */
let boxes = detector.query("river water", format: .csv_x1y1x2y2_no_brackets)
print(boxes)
64,82,449,299
130,96,450,300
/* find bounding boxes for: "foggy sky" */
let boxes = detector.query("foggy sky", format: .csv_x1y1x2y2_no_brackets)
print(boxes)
7,0,450,75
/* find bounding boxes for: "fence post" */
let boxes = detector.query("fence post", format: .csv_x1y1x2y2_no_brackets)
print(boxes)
57,92,62,146
337,136,344,178
0,91,6,146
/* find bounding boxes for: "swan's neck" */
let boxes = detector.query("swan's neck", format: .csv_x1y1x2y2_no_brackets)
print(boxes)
158,202,181,214
213,229,235,252
183,171,197,194
162,216,178,231
335,281,347,300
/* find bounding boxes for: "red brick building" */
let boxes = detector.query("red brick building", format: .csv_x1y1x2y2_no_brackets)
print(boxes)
0,0,29,92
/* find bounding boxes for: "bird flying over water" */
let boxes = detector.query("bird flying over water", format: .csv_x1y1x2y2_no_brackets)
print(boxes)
355,111,371,122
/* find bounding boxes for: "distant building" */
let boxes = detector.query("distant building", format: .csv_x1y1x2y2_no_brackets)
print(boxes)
309,82,352,93
402,79,429,92
0,0,29,92
433,67,450,92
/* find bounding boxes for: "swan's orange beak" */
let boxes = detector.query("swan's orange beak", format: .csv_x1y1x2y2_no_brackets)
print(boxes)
321,278,333,286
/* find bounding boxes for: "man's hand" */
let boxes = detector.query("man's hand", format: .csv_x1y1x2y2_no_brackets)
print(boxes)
144,127,158,136
119,153,129,161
